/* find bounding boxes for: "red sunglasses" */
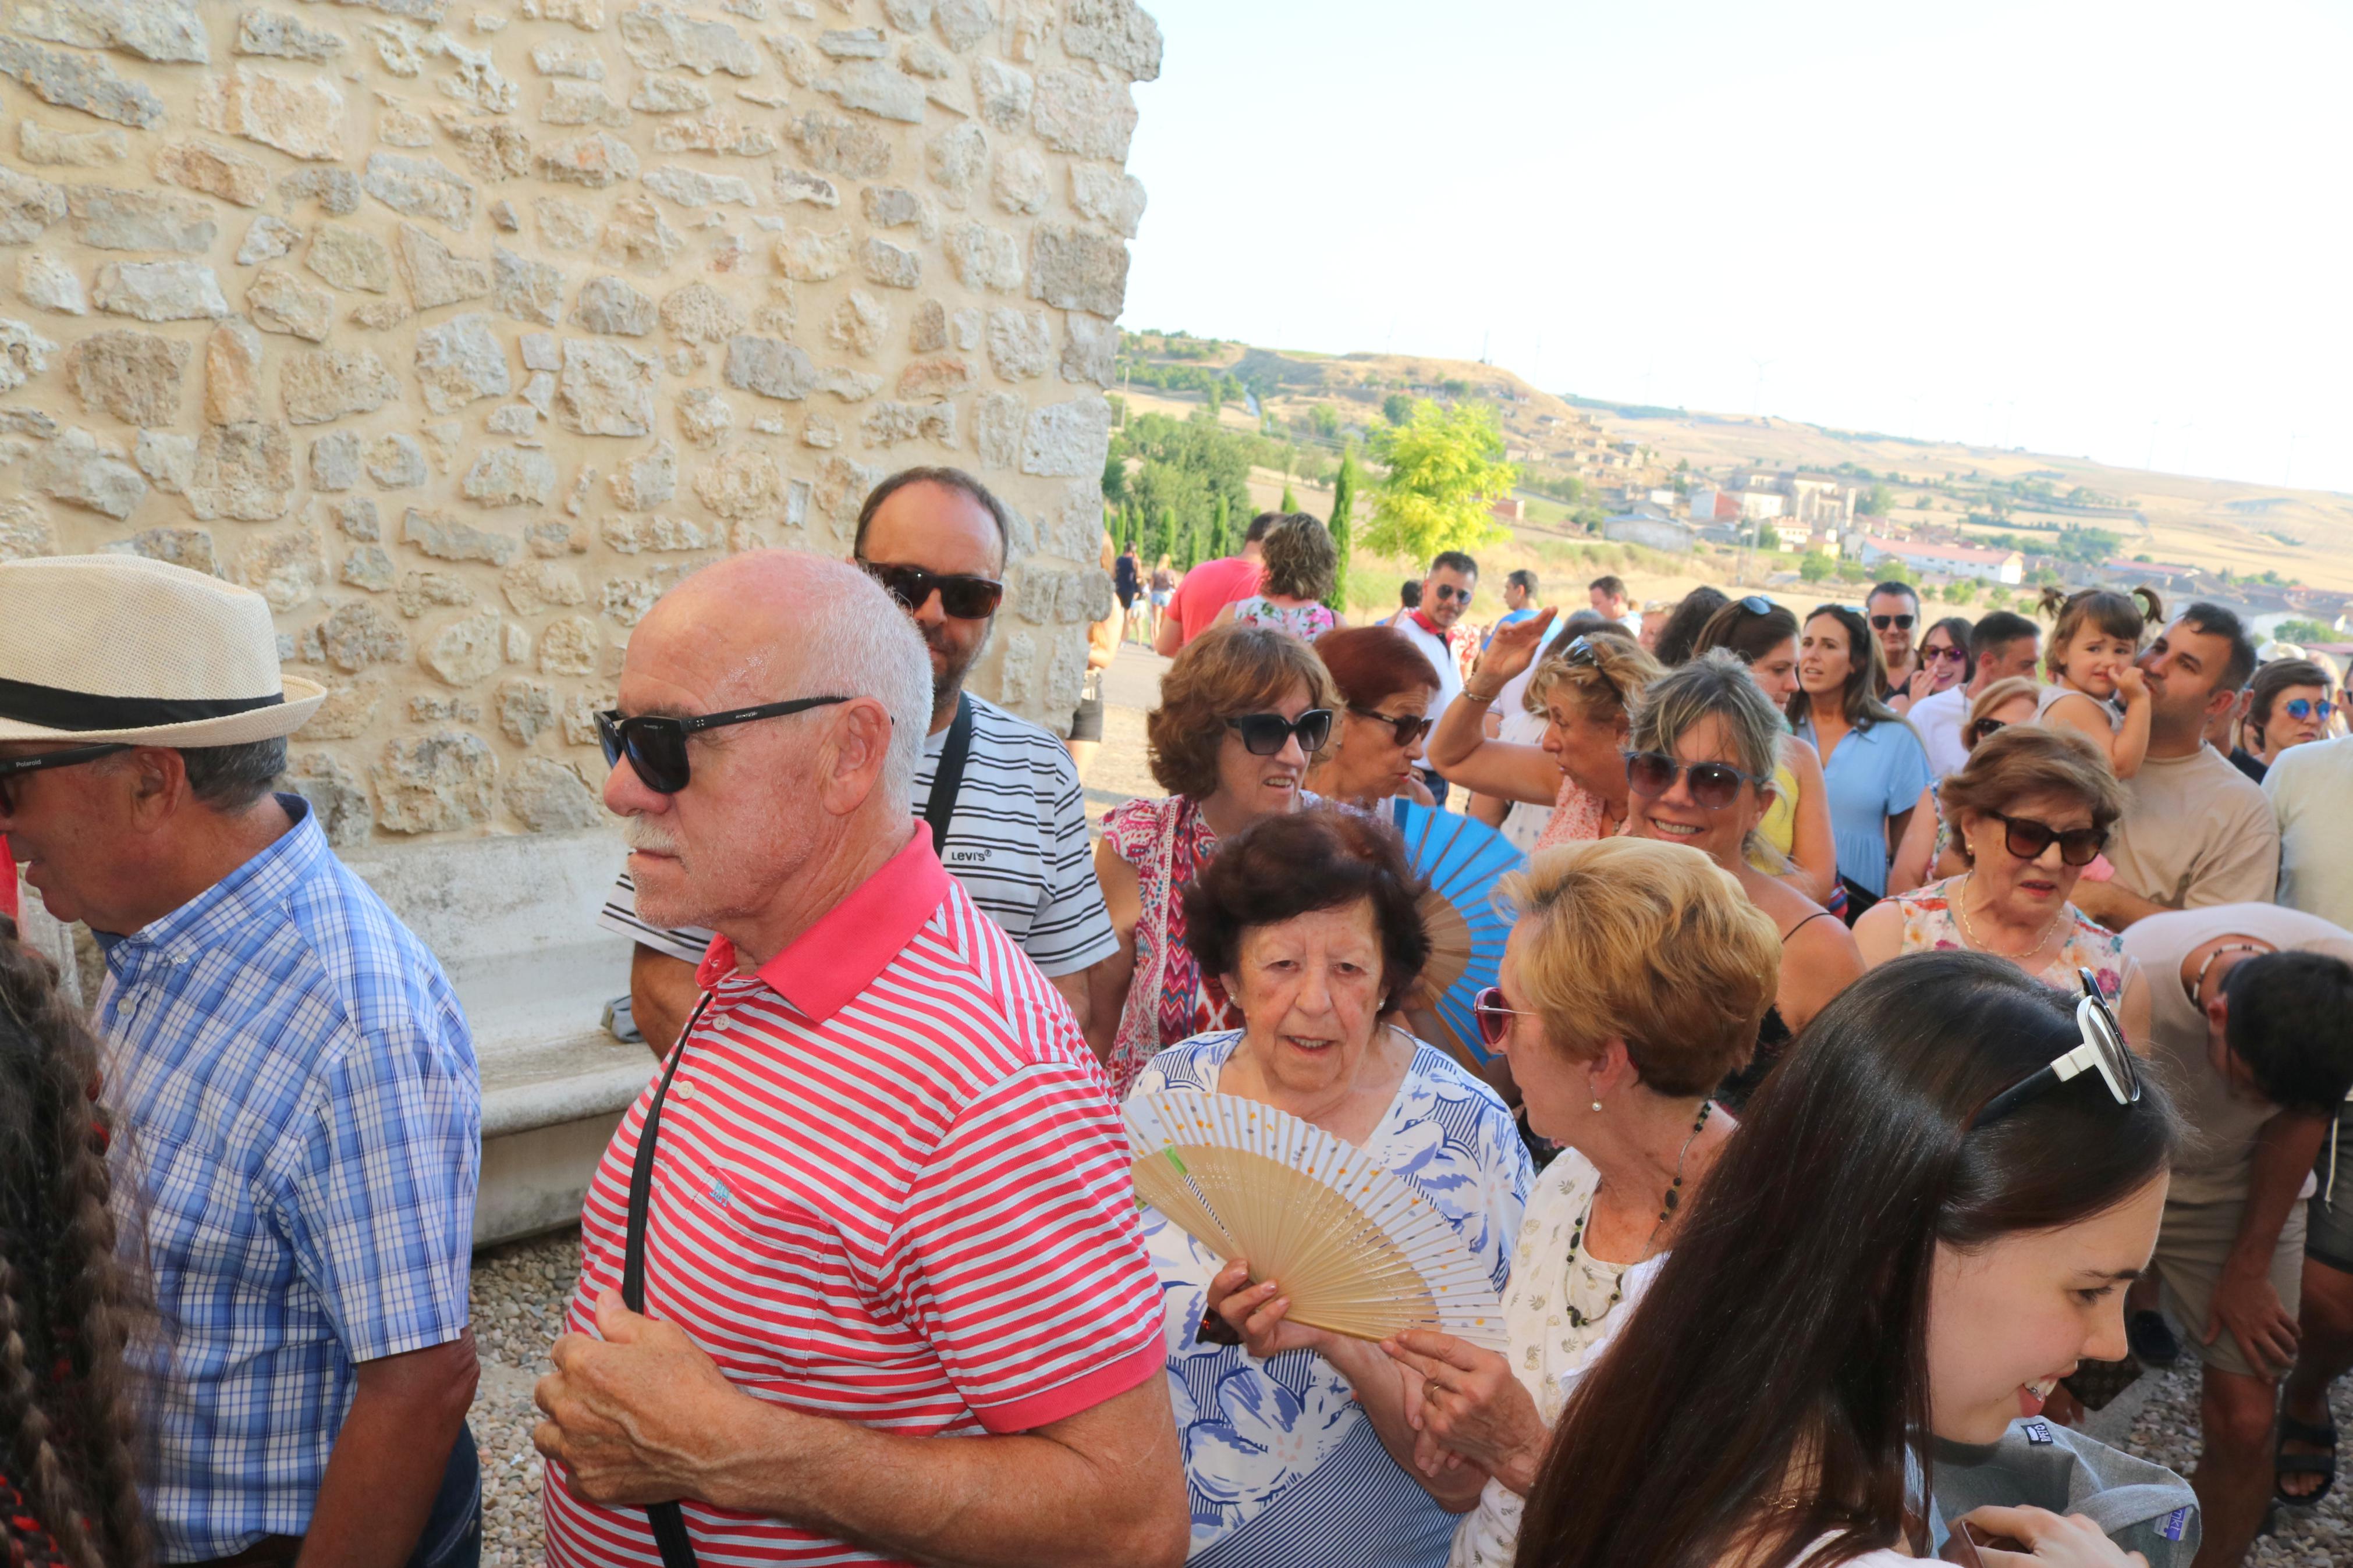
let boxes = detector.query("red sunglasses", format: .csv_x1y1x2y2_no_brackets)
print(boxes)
1471,986,1539,1052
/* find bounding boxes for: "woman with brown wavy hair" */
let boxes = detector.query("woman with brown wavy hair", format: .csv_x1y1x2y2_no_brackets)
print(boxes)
0,919,150,1568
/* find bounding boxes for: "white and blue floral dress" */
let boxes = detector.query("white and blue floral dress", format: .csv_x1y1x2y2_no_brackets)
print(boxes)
1128,1028,1532,1567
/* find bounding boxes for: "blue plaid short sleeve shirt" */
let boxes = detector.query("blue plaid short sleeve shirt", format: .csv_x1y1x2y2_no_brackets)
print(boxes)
100,796,480,1562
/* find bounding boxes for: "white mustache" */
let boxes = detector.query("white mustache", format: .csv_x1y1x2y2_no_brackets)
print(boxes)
624,816,681,855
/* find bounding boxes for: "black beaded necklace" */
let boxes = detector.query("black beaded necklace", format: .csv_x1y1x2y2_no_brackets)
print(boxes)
1564,1100,1712,1328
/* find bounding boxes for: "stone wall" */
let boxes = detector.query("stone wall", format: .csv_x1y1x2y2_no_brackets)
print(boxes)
0,0,1152,845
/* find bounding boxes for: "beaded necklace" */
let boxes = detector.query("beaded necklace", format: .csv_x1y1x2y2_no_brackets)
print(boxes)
1564,1099,1712,1328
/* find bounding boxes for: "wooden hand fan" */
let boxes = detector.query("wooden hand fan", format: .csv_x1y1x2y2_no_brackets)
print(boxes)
1125,1090,1507,1350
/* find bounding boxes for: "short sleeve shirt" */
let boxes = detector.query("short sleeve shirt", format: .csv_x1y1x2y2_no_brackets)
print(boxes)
599,693,1116,979
2108,745,2279,911
2268,736,2353,930
1795,716,1933,898
1166,556,1264,645
545,829,1166,1568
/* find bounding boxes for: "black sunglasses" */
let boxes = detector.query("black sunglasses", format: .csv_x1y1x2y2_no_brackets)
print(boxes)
1429,583,1471,602
1989,810,2106,867
858,559,1005,621
1624,750,1759,812
0,743,132,813
1870,613,1915,631
598,696,852,794
1971,970,2142,1130
1969,717,2010,744
1225,709,1333,756
1349,707,1434,748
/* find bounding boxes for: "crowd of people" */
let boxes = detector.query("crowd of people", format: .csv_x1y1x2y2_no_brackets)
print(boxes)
3,466,2353,1568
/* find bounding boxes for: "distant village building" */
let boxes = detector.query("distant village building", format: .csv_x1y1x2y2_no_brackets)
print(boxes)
1729,468,1859,527
1858,534,2024,585
1603,510,1701,554
1492,496,1527,524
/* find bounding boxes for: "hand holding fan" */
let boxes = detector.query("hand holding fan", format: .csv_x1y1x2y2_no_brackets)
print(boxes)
1125,1089,1507,1350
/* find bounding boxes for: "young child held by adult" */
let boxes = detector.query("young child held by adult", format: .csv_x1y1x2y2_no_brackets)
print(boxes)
2036,586,2162,780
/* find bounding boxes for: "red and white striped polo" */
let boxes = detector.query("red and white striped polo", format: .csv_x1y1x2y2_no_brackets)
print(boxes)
543,827,1166,1567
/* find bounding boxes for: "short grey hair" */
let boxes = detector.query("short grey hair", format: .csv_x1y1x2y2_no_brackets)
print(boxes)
789,555,931,815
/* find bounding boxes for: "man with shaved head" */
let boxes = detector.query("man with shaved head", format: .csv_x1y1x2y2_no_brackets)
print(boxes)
599,467,1121,1057
536,550,1187,1568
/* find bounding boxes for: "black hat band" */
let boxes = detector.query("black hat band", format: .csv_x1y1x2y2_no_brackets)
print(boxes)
0,676,285,733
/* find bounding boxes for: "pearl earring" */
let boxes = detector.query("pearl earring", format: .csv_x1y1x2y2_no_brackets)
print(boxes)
1591,1098,1603,1113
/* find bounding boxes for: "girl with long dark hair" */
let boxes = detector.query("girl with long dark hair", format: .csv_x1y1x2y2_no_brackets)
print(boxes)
0,920,149,1568
1514,951,2179,1568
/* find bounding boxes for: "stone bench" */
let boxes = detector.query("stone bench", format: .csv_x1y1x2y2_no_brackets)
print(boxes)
341,827,648,1249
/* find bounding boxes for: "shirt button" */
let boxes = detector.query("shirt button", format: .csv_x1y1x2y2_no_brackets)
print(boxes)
673,1080,695,1101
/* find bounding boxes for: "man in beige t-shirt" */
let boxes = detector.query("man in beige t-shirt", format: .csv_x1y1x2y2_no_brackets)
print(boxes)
2075,605,2276,933
2121,905,2353,1565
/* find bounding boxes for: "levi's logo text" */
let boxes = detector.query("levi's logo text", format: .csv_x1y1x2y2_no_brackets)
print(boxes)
946,848,991,865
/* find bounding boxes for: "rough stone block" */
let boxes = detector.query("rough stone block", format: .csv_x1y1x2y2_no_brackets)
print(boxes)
204,320,266,424
0,168,68,243
321,601,411,670
92,261,228,322
403,506,519,564
493,247,566,325
198,65,346,161
862,237,922,289
68,187,214,252
722,335,817,400
0,37,165,127
395,224,492,309
558,339,656,435
282,347,399,425
617,6,757,74
362,152,475,230
66,329,188,426
536,613,601,674
973,388,1022,470
154,141,272,209
310,431,360,490
414,311,512,413
307,225,395,293
237,9,348,62
1069,165,1148,237
1027,222,1127,317
1061,311,1117,385
1032,68,1135,159
504,755,601,830
462,447,557,506
1063,0,1162,81
18,121,124,168
372,730,496,832
247,267,336,339
985,308,1052,381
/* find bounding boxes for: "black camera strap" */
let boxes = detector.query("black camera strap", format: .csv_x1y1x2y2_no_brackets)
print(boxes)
923,692,974,856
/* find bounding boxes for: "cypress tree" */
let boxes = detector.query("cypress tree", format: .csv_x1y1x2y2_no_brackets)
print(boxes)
1280,482,1299,513
1156,506,1177,568
1326,449,1357,614
1212,493,1232,559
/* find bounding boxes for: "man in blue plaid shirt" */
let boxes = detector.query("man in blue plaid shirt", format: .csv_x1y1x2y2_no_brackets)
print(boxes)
0,557,482,1568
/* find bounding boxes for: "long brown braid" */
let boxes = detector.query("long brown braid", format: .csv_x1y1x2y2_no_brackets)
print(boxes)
0,920,150,1568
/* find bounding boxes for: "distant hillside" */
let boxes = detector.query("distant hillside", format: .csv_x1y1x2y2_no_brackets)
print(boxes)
1113,330,2353,596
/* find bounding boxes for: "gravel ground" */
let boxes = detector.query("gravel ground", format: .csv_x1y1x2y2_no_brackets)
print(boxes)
470,1229,2353,1566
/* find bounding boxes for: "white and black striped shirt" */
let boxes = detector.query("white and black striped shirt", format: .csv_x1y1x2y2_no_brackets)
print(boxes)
598,694,1118,977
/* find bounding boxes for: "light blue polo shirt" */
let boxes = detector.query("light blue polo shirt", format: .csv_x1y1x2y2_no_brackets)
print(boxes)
1796,714,1933,898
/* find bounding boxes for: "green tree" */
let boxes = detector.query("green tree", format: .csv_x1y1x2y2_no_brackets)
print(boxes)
1101,449,1127,505
2276,618,2337,645
1210,493,1232,559
1151,505,1175,566
1860,483,1894,516
1364,399,1516,561
1204,379,1223,418
1309,405,1341,439
1800,550,1836,583
1382,392,1414,426
1325,448,1357,613
1988,584,2013,608
1280,481,1299,513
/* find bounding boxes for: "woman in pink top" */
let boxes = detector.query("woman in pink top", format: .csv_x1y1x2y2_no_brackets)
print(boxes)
1212,511,1344,642
1513,953,2178,1568
1425,610,1662,847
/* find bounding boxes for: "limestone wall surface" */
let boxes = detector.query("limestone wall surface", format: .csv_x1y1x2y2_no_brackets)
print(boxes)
0,0,1152,845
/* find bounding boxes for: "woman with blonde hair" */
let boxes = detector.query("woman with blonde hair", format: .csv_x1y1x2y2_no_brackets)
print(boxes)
1213,512,1342,640
1376,836,1781,1567
1094,624,1341,1091
1426,610,1663,847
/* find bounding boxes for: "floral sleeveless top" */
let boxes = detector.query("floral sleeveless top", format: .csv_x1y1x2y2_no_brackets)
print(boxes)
1889,874,2126,1000
1534,775,1609,850
1229,595,1337,641
1100,795,1237,1094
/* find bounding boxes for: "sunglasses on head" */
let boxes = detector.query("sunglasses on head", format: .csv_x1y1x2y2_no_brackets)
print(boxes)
1969,717,2010,744
858,559,1005,621
1738,595,1774,616
2281,697,2337,722
1225,709,1333,756
1429,583,1471,602
1989,810,2106,867
1871,613,1915,631
1970,969,2142,1130
1624,750,1760,811
0,743,131,814
1349,707,1433,748
597,696,852,794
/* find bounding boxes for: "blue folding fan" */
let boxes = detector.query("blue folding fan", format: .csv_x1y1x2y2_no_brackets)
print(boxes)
1390,802,1523,1066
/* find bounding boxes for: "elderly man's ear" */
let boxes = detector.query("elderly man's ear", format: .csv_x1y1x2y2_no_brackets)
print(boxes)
814,700,897,816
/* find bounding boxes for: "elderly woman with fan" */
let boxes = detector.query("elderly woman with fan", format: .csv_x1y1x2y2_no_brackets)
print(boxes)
1095,625,1343,1095
1127,808,1532,1567
1379,835,1781,1568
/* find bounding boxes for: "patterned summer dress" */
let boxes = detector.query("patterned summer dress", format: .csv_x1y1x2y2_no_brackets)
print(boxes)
1134,1030,1531,1568
1887,874,2126,999
1229,595,1339,641
1533,776,1609,851
1450,1149,1665,1567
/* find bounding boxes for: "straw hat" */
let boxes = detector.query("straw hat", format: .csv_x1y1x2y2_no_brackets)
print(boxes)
0,555,325,746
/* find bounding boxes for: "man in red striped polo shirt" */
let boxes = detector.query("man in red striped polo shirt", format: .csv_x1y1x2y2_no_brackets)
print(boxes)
534,552,1186,1568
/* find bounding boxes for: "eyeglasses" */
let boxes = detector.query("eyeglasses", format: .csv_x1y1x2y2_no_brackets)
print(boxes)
597,696,853,794
1738,595,1774,616
857,559,1005,621
1624,751,1761,811
1471,986,1541,1053
1989,810,2106,867
2281,697,2337,723
0,743,132,814
1926,645,1969,664
1870,613,1916,631
1429,583,1471,603
1969,717,2010,744
1971,970,2142,1130
1349,707,1434,748
1225,709,1333,756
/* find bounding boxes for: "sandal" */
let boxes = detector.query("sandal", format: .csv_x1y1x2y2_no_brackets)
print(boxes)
2275,1413,2337,1507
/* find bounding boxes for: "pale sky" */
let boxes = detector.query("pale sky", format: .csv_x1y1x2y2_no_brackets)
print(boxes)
1123,0,2353,497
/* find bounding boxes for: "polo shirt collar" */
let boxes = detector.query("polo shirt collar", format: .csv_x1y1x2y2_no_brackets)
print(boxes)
695,824,951,1024
102,793,326,971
